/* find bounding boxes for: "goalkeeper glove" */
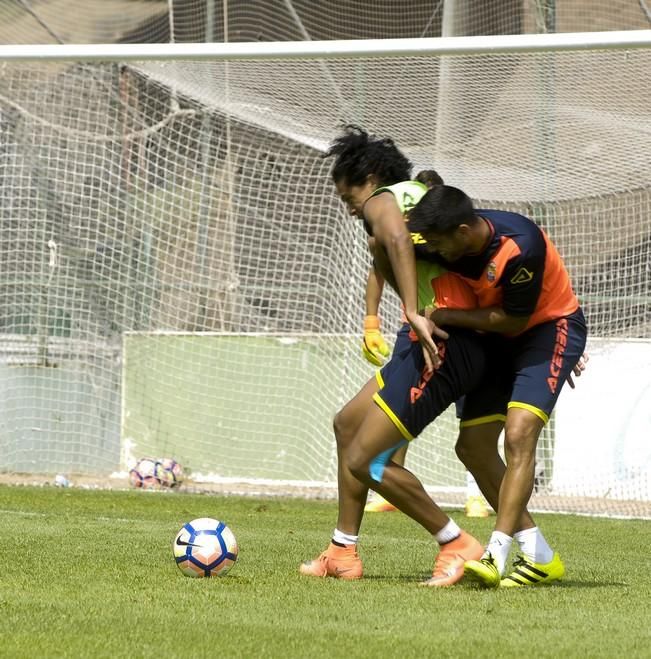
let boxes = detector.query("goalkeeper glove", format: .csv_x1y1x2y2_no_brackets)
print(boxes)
362,315,390,367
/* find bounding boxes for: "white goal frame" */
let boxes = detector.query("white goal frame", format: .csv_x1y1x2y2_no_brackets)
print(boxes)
1,29,650,518
0,30,650,62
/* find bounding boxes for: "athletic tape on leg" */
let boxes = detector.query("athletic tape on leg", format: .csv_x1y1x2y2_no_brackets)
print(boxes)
369,439,408,483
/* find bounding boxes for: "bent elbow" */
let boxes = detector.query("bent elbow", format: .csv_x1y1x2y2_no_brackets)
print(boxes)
504,314,530,334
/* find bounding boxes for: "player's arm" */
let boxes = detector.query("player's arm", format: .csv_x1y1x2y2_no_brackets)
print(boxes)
365,238,386,315
361,238,390,366
432,248,544,335
431,305,529,334
363,193,446,371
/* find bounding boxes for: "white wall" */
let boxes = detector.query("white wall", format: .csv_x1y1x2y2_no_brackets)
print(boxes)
552,339,651,501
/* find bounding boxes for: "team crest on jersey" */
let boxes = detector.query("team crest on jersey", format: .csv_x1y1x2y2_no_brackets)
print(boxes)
486,261,497,283
510,267,534,284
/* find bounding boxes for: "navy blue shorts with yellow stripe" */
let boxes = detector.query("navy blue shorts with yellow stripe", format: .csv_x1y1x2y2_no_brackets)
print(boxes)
460,308,587,427
374,328,486,440
391,322,414,358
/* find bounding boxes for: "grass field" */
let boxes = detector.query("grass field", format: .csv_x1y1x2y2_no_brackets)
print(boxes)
2,486,650,658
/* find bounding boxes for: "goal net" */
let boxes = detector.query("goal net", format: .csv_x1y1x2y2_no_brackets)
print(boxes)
0,26,650,516
1,1,650,44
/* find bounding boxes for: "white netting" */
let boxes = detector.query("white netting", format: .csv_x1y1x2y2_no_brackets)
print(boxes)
0,1,649,44
0,3,650,517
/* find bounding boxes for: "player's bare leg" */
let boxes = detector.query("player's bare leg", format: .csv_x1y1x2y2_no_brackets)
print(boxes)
497,408,544,537
364,442,405,513
463,409,562,587
332,376,382,534
344,402,483,586
302,393,483,584
299,376,379,580
455,421,535,531
344,403,445,531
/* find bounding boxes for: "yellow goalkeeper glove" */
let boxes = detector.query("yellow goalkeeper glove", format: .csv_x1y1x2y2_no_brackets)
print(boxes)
362,315,390,367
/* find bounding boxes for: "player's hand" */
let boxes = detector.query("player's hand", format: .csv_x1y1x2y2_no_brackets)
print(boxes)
406,312,448,374
426,307,451,343
567,351,589,389
362,315,390,367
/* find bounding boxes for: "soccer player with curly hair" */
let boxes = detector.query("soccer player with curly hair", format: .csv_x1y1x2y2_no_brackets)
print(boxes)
300,125,486,585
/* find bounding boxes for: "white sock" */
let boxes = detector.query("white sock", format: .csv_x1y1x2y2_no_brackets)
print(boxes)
332,528,358,546
513,526,554,565
484,531,512,575
435,518,461,545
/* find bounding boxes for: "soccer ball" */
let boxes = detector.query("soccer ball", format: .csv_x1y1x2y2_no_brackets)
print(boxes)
128,458,160,489
128,457,185,489
157,458,184,489
173,518,238,577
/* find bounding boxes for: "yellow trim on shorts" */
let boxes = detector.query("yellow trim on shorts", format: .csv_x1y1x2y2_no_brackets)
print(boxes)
459,413,506,428
372,392,414,441
375,370,385,389
508,401,549,425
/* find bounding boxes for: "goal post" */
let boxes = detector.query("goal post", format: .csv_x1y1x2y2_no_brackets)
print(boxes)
1,31,650,517
1,29,650,60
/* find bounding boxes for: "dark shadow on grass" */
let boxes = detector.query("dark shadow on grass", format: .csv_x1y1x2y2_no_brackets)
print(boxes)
465,579,631,590
533,579,630,589
342,575,631,589
360,574,446,583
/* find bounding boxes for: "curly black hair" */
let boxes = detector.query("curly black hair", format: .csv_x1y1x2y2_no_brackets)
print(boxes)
323,124,412,187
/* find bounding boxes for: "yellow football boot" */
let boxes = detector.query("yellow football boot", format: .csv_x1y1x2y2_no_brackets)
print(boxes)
500,553,565,587
464,552,501,588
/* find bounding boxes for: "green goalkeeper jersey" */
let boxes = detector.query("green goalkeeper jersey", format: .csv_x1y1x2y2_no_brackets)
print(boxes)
370,181,447,311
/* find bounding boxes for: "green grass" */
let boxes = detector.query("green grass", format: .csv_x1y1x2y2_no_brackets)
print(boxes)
1,486,650,658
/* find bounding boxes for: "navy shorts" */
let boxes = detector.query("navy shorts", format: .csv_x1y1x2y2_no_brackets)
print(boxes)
374,328,486,440
391,322,414,358
460,308,588,426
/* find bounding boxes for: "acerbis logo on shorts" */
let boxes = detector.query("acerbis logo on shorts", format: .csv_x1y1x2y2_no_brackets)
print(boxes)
547,318,568,394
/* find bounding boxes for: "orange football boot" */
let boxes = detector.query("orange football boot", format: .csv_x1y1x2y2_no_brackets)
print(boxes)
420,530,484,587
299,542,363,580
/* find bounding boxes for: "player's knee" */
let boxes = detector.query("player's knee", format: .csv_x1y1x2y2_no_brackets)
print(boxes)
504,417,540,457
503,431,537,468
455,434,473,467
455,430,487,469
345,448,372,483
333,408,355,449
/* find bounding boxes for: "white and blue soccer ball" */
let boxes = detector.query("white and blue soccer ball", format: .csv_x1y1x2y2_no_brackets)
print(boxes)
173,518,238,577
129,457,184,489
157,458,184,489
128,458,160,489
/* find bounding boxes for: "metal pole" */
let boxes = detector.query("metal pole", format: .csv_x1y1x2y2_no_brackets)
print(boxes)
1,31,649,61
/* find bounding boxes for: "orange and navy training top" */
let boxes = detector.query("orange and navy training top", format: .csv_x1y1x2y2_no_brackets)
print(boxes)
421,209,579,334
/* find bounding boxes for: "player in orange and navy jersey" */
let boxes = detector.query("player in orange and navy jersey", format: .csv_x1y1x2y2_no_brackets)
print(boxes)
408,184,588,587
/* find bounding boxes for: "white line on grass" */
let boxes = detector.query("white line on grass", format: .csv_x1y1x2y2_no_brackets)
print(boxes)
0,509,156,524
